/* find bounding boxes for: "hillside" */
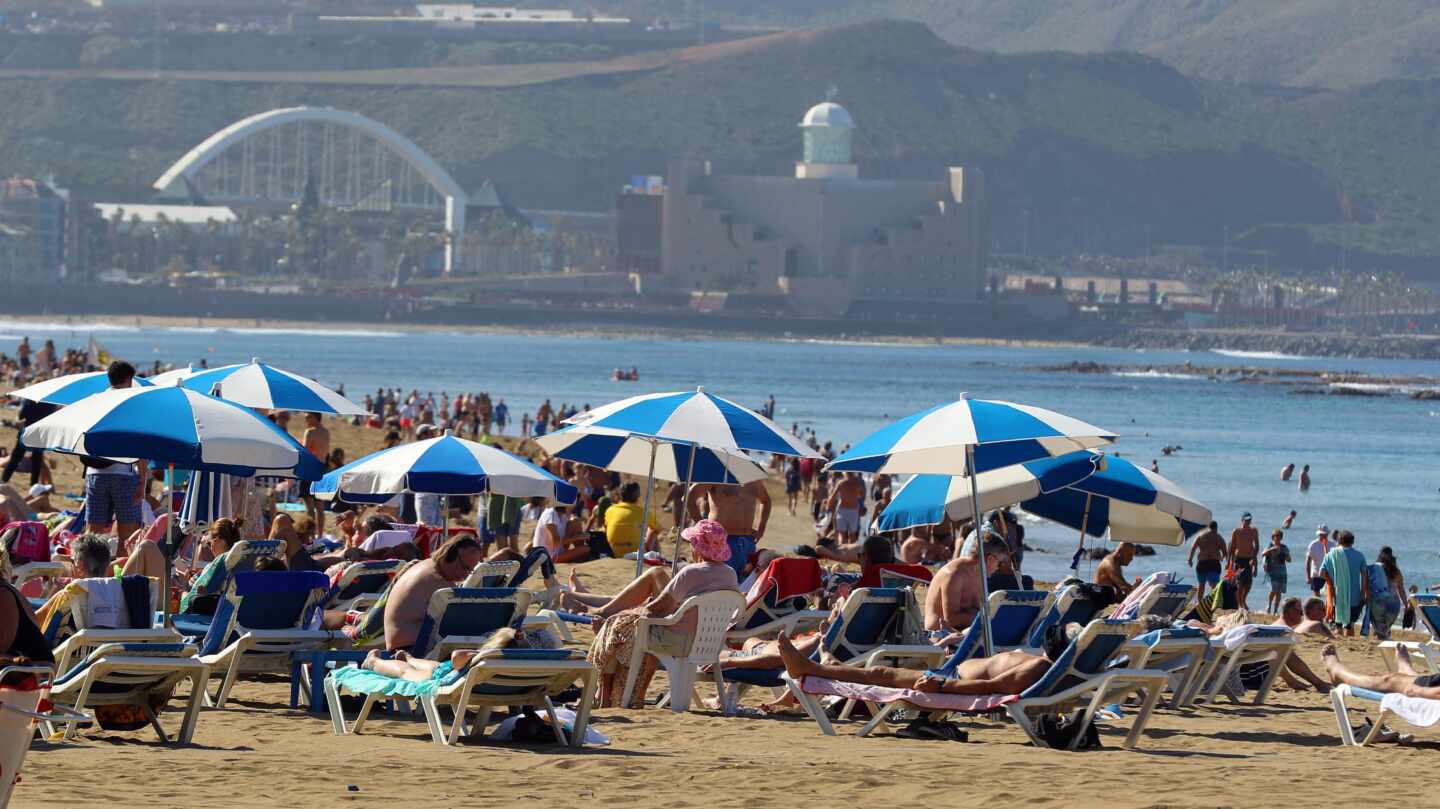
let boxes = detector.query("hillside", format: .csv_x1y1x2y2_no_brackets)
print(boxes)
1,21,1437,267
606,0,1440,89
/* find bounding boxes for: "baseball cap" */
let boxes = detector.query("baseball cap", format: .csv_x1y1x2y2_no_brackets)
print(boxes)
1241,512,1252,521
1316,523,1329,534
27,483,52,498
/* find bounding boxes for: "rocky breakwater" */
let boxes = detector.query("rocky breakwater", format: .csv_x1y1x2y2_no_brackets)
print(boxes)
1096,329,1440,361
1039,361,1440,399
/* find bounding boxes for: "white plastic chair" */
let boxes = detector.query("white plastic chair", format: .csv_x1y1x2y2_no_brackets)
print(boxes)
621,590,746,713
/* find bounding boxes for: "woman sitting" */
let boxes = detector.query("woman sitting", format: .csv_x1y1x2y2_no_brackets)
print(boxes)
178,518,253,615
585,519,739,708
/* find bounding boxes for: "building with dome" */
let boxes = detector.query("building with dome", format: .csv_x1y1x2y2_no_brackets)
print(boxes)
644,100,988,316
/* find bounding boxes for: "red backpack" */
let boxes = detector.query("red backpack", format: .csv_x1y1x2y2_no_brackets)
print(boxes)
1,521,51,566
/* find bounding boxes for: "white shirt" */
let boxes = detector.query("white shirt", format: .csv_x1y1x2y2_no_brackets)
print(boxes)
1306,538,1329,576
530,507,567,553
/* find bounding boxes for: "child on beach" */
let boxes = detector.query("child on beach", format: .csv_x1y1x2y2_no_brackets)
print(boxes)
1261,529,1291,613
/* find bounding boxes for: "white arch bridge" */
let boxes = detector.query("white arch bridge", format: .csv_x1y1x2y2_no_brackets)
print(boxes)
154,106,467,273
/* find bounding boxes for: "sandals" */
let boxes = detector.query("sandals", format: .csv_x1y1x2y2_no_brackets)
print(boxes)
896,717,969,742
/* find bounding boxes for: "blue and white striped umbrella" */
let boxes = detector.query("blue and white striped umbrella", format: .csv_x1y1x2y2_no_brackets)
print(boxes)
8,371,153,406
147,365,197,386
312,433,577,504
22,385,325,479
535,425,767,484
828,393,1117,476
1021,455,1211,547
179,470,234,533
180,358,368,416
555,387,820,459
877,451,1102,532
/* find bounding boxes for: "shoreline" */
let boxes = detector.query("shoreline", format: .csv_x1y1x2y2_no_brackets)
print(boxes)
2,311,1435,361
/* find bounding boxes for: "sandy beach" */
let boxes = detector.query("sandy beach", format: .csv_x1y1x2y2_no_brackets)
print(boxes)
4,411,1436,809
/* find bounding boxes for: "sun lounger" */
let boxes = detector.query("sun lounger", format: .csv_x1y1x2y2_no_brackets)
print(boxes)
325,647,597,746
1024,584,1102,650
727,557,827,644
409,586,533,660
42,576,183,675
787,619,1170,749
178,571,333,708
1184,625,1295,706
324,559,406,613
1331,684,1440,746
946,590,1051,661
1379,595,1440,675
171,539,286,623
720,587,944,714
1133,583,1197,622
42,642,209,744
1126,626,1211,708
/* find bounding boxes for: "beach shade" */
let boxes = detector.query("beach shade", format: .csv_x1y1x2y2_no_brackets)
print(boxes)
180,357,368,416
22,384,324,625
312,432,577,505
1020,455,1211,552
538,387,819,576
7,371,153,406
876,451,1102,532
828,393,1116,652
178,470,234,534
147,365,197,386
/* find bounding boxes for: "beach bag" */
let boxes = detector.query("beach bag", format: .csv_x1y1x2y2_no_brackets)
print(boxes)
508,707,558,744
1209,578,1239,612
1,522,50,566
94,691,171,731
1034,712,1101,750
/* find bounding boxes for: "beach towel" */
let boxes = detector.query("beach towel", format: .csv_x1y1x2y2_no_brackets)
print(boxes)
1113,572,1174,620
1379,693,1440,728
1216,624,1278,652
328,661,467,699
799,675,1018,712
744,557,824,606
77,578,125,628
360,529,412,553
1322,547,1364,624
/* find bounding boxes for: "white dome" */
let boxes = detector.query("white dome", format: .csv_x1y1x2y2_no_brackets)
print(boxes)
800,102,855,129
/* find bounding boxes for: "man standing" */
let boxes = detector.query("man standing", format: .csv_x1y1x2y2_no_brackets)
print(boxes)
1187,520,1226,600
1229,512,1260,609
2,398,57,486
824,471,866,544
687,479,771,578
1305,525,1330,596
1298,464,1311,492
1321,530,1367,636
84,361,148,540
300,412,330,536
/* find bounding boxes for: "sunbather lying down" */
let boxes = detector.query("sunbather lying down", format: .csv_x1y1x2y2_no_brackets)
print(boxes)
1322,644,1440,700
362,627,519,683
774,625,1074,696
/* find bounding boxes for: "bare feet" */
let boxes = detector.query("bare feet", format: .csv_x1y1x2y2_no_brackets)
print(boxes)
1395,646,1418,677
1319,644,1342,684
775,630,810,679
361,649,383,670
568,569,588,594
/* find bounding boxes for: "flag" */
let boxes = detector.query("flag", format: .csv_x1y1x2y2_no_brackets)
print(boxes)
87,335,111,369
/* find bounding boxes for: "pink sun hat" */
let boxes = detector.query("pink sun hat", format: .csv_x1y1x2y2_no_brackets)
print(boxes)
680,519,732,563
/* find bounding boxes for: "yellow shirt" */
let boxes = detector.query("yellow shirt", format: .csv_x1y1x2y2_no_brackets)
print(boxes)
603,500,658,557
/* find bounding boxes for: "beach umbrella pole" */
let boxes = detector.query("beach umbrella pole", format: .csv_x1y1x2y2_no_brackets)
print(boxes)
966,445,995,655
161,464,175,628
670,442,698,570
1072,492,1093,572
634,439,658,579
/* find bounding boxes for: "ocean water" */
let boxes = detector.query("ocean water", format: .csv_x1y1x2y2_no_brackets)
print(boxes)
6,319,1438,597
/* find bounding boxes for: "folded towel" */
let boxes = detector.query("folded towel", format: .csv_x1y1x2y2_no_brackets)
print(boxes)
1379,693,1440,728
799,675,1018,712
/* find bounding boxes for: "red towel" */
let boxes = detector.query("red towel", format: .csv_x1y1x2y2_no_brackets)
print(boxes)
857,563,934,589
746,557,824,606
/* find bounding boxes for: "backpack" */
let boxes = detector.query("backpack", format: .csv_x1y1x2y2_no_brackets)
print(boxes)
2,521,51,565
1034,712,1102,750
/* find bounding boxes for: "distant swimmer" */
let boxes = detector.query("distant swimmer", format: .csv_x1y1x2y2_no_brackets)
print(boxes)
1151,459,1160,473
1299,464,1311,492
1281,463,1295,481
1282,509,1297,529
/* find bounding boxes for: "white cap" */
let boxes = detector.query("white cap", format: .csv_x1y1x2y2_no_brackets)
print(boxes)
1316,523,1329,534
27,483,52,498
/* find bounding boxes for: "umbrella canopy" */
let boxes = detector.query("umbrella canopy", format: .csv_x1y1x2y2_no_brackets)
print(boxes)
1021,455,1211,547
147,365,197,386
312,433,577,504
535,426,767,484
22,385,325,479
179,470,234,533
827,394,1116,476
180,358,368,416
8,371,153,406
560,388,821,458
876,451,1102,532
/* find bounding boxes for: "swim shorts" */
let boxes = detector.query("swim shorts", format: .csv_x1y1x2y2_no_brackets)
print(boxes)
1195,559,1222,586
84,473,141,526
834,507,860,536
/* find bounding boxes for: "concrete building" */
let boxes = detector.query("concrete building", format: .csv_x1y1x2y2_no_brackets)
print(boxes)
0,178,66,280
656,101,987,316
